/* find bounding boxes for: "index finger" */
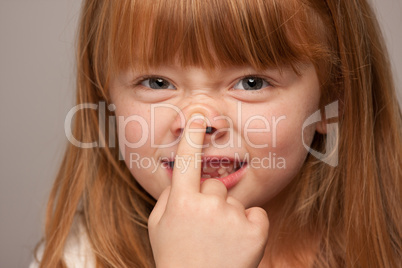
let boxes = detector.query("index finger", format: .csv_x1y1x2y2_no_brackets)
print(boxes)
171,113,206,194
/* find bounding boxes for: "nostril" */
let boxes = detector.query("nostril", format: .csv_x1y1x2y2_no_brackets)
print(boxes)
205,126,217,134
178,128,184,136
178,127,216,135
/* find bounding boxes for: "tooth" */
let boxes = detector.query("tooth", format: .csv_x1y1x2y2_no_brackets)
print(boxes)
218,167,226,175
220,171,229,178
202,174,211,178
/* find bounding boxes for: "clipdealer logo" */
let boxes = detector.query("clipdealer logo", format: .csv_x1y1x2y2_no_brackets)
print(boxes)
64,101,339,167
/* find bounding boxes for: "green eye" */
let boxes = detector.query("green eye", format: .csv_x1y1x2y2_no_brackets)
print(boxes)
234,77,271,90
141,77,176,90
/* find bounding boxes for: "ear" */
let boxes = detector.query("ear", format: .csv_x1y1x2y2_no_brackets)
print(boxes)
315,109,327,134
316,100,342,134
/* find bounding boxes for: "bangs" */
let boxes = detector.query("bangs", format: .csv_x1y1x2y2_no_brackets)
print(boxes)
99,0,334,75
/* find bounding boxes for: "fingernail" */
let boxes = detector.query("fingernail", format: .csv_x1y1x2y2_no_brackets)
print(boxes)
190,113,206,127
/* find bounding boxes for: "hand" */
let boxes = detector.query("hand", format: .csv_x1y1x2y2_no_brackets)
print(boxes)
148,114,269,268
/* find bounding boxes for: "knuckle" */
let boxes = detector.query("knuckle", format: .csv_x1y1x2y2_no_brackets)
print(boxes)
170,195,193,211
175,154,193,161
226,196,244,209
207,195,224,209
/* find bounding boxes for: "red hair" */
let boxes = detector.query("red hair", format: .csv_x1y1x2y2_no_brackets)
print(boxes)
36,0,401,267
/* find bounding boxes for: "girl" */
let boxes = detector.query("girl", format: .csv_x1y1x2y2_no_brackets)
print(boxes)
32,0,401,267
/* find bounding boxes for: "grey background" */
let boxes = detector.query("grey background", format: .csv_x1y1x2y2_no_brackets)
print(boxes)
0,0,401,267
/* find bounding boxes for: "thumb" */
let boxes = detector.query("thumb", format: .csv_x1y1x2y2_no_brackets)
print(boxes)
245,207,269,239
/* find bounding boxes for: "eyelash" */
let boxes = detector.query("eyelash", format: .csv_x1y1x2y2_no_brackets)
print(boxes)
133,75,274,91
133,75,176,90
233,75,274,91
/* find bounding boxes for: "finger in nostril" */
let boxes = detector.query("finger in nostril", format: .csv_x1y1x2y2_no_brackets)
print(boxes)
178,127,215,135
205,126,216,134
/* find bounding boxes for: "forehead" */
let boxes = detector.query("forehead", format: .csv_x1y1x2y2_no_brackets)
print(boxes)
100,0,330,76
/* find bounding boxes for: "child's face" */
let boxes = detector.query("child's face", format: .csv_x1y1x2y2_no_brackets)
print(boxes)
110,63,321,209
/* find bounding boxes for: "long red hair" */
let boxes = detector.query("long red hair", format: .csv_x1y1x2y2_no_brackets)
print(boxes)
36,0,401,267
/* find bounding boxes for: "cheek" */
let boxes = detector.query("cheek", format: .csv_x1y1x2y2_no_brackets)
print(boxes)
270,117,313,173
274,113,316,152
241,113,288,150
122,120,148,144
113,103,152,161
235,110,318,207
242,99,319,170
117,113,148,144
116,105,175,146
114,107,167,199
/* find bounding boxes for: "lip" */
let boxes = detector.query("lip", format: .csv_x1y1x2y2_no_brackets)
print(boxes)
162,156,247,190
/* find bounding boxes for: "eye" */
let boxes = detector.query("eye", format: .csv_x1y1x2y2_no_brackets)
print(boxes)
141,77,176,90
234,77,271,90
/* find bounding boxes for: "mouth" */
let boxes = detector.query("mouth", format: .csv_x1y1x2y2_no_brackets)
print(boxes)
162,156,247,189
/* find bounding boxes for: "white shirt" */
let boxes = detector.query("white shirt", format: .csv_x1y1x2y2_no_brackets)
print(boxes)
29,216,95,267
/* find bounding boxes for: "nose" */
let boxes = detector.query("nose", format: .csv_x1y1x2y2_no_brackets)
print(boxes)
170,103,229,142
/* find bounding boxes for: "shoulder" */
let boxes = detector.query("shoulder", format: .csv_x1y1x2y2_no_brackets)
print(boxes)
29,215,95,268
